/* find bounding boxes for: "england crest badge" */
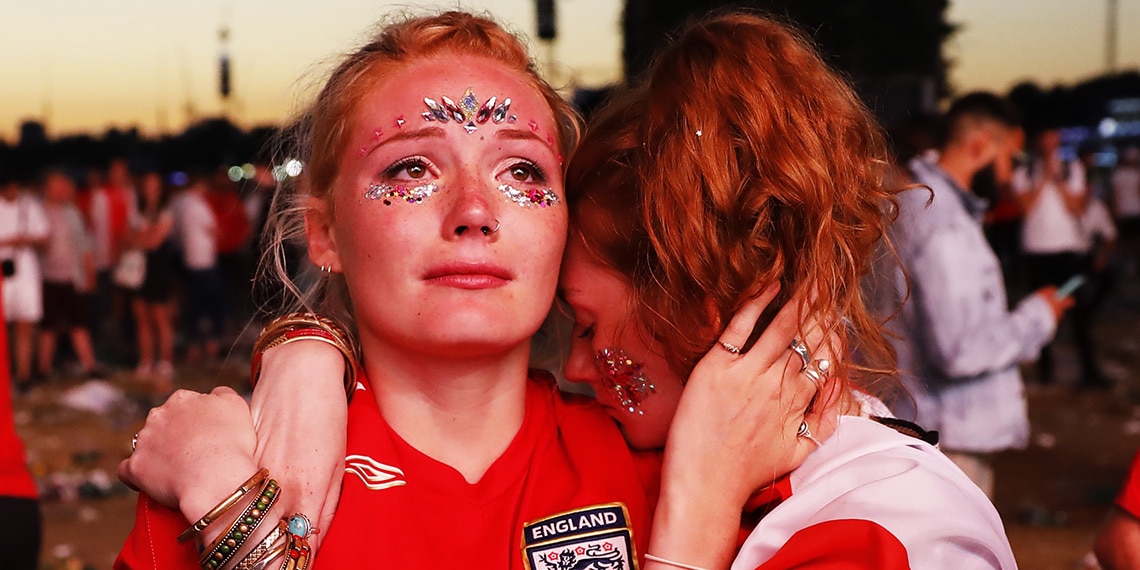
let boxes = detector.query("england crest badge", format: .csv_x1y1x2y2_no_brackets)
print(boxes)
522,503,638,570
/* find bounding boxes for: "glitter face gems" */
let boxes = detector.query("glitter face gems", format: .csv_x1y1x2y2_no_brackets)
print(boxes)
595,348,656,414
365,182,439,205
497,184,559,208
422,89,512,134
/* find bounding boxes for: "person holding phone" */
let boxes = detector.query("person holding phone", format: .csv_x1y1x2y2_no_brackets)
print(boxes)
865,92,1072,499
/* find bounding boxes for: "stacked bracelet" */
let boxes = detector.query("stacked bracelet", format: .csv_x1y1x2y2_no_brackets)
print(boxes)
199,479,280,570
250,312,359,397
233,520,288,570
178,469,269,543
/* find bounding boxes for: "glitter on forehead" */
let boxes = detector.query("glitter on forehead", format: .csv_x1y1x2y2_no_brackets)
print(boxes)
365,182,439,206
595,348,656,414
421,89,512,134
395,115,405,127
498,184,560,208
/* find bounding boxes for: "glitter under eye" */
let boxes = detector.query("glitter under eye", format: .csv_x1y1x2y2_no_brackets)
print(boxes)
498,184,559,208
365,182,439,205
595,348,656,415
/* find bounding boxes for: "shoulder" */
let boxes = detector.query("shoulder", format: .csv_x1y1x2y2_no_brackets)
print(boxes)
793,418,1015,566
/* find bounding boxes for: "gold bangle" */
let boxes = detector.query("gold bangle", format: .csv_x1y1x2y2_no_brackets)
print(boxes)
178,468,269,543
251,312,358,397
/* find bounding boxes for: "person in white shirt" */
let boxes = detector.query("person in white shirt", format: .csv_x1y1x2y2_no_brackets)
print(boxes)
172,174,224,361
1012,128,1088,384
0,174,49,389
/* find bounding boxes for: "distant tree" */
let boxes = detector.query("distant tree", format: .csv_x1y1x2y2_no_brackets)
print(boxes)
621,0,954,128
1008,72,1140,134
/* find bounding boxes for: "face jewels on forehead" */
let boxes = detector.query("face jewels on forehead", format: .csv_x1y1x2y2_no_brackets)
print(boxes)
498,184,559,208
422,89,512,134
365,182,439,206
595,348,656,415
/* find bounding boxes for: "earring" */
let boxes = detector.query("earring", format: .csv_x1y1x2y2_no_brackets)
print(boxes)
320,265,332,274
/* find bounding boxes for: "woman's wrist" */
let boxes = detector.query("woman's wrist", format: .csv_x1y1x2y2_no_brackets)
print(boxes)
647,482,741,570
177,459,262,539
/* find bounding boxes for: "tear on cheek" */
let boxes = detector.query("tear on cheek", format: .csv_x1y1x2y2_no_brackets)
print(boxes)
595,347,656,415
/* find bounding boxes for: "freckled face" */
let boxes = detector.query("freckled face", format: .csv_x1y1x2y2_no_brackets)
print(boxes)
325,54,567,359
558,240,684,450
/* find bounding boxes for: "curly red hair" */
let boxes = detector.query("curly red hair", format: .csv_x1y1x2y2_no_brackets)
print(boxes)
567,13,898,387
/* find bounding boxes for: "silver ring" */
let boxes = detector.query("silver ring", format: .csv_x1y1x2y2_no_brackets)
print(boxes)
482,219,501,235
789,339,811,370
718,340,742,354
797,421,821,446
803,358,831,387
131,433,139,451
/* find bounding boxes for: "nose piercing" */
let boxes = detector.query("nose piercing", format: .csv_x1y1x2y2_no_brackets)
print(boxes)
481,219,501,236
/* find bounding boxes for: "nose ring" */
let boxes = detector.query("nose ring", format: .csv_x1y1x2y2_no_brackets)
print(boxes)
481,219,501,236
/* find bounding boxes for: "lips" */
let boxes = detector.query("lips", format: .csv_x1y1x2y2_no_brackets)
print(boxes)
422,261,513,289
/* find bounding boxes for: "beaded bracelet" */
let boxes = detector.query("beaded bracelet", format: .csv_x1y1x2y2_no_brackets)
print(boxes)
280,530,312,570
199,479,280,570
250,312,358,397
178,468,269,543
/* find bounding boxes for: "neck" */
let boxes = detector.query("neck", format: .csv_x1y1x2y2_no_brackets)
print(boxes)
361,333,532,484
935,147,978,193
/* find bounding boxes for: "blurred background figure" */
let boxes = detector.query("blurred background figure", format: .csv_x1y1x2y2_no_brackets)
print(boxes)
1112,146,1140,280
78,158,138,356
1013,127,1091,385
0,275,42,570
127,171,177,391
869,92,1069,499
0,172,49,390
36,169,102,380
171,172,223,364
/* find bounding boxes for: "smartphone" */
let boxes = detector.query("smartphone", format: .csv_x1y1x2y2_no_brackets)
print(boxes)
1055,274,1087,300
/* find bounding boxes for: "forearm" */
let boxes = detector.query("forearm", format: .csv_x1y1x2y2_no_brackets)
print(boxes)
646,470,743,570
249,337,349,549
927,294,1055,380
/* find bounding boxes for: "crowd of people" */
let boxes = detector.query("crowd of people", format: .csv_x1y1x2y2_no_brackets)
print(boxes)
2,7,1140,570
0,157,274,394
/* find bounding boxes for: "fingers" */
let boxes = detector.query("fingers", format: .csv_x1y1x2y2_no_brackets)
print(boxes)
714,284,781,359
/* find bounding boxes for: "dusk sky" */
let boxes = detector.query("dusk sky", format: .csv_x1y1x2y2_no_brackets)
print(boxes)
2,0,1138,140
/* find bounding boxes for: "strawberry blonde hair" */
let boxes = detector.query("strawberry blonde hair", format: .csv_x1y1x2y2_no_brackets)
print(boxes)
260,11,580,329
567,13,898,386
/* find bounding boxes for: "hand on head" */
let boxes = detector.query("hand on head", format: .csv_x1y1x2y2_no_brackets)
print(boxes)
663,285,842,509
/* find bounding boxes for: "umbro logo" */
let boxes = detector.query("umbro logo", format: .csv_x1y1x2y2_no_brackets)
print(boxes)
345,455,407,490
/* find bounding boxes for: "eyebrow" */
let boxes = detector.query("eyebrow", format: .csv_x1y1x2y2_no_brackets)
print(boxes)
495,128,550,146
366,126,446,156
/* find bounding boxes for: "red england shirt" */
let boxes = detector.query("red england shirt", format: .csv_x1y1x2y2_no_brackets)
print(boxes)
115,371,658,569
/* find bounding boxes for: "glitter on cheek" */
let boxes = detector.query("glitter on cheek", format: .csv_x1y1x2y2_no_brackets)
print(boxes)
497,184,560,208
528,119,539,133
358,146,368,157
595,348,656,415
373,129,383,140
365,182,440,205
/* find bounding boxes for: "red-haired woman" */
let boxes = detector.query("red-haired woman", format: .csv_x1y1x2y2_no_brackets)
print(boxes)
559,14,1016,568
116,11,663,569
